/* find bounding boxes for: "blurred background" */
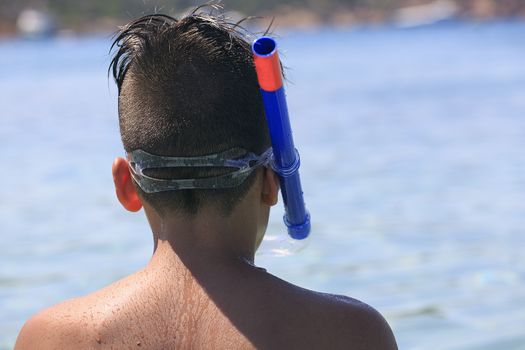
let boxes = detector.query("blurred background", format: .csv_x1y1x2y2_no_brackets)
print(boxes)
1,0,525,35
1,1,525,349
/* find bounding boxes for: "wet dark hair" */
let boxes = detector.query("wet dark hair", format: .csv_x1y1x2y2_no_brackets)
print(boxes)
109,10,271,216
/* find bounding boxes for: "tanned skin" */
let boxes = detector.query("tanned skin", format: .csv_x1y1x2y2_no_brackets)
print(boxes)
15,157,397,349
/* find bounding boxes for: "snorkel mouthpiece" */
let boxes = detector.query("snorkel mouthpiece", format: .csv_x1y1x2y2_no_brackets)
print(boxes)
253,37,311,240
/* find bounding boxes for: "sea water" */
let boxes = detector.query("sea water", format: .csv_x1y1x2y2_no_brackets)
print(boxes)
1,21,525,349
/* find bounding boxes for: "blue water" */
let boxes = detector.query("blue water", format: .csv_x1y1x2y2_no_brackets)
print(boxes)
1,21,525,349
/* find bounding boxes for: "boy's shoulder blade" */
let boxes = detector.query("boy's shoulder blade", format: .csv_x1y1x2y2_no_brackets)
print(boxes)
14,297,98,350
14,271,153,350
315,292,398,350
266,276,398,350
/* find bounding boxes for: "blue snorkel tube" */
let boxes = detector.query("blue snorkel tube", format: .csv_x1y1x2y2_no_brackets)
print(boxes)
252,37,311,240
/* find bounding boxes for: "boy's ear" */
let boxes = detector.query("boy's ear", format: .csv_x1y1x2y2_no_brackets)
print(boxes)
112,157,143,212
261,167,280,206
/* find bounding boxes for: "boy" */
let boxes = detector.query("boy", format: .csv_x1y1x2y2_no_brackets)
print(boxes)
15,11,397,349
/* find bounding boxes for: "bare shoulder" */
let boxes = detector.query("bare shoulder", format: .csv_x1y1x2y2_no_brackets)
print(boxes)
14,297,98,350
14,270,149,349
315,292,398,350
266,276,398,350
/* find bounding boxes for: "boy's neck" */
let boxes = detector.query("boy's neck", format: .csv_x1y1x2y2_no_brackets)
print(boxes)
144,204,263,272
147,239,260,280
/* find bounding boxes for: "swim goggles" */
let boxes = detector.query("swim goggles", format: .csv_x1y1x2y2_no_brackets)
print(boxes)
126,147,273,193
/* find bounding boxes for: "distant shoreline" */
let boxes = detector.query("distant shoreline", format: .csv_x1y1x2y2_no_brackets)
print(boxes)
1,1,525,39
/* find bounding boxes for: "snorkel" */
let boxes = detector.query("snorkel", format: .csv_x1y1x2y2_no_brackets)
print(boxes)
252,37,311,240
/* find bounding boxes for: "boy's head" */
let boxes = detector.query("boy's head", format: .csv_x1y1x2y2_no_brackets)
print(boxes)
109,12,272,217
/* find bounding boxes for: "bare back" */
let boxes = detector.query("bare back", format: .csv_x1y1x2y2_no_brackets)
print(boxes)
15,259,396,350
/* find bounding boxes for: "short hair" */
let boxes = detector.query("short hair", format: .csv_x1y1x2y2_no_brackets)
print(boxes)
109,11,271,216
